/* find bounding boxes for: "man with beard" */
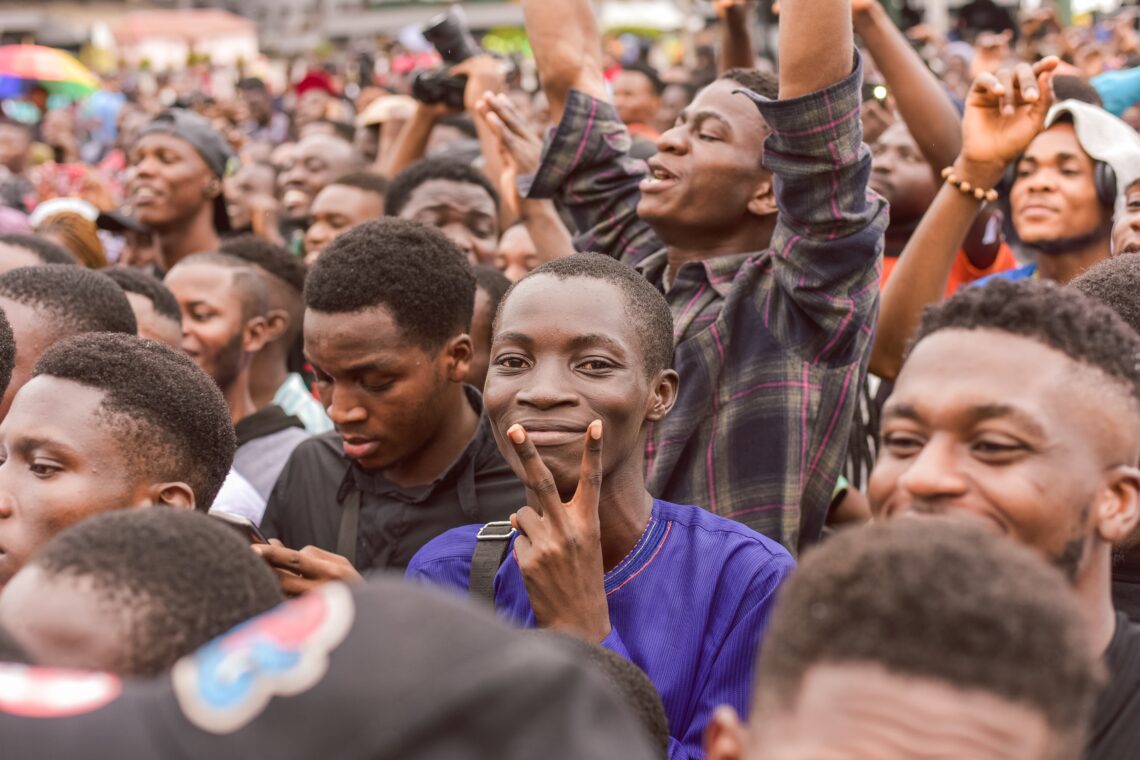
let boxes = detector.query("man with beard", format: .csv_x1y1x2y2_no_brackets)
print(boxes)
869,279,1140,760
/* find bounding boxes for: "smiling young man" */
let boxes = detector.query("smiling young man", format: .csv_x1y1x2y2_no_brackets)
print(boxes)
128,110,235,271
868,279,1140,760
0,332,235,589
407,254,794,760
278,133,363,221
302,171,388,264
258,219,523,575
499,0,886,553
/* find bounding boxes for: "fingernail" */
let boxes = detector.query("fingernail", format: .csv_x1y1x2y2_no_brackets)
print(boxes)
589,420,602,439
508,424,526,444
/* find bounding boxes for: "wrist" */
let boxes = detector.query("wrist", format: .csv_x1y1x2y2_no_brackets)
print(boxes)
952,156,1006,191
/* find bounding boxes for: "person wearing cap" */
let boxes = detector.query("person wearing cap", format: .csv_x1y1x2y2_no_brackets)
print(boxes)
127,109,235,271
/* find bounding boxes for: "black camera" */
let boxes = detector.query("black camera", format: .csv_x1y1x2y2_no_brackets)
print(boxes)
411,8,479,109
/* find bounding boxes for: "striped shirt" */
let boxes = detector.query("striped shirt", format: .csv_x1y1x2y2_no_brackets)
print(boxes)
524,59,886,552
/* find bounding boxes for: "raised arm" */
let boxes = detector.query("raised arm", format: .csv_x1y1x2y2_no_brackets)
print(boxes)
779,0,853,98
869,58,1058,381
716,0,756,73
520,0,609,122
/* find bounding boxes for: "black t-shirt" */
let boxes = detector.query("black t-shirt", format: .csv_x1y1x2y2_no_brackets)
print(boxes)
1087,613,1140,760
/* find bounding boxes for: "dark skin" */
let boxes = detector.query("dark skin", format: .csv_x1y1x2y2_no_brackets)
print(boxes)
467,287,496,391
1112,180,1140,254
484,275,678,642
279,135,361,218
397,179,500,266
303,185,385,264
0,377,194,588
0,243,50,274
0,298,61,421
246,272,302,412
122,292,182,350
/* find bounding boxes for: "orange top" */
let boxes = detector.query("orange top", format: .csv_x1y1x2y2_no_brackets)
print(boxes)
881,242,1018,297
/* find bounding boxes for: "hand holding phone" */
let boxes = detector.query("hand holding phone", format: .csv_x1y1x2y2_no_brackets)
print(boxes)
210,510,269,545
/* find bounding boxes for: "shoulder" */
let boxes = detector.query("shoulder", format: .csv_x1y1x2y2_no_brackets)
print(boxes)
655,500,795,572
406,524,483,579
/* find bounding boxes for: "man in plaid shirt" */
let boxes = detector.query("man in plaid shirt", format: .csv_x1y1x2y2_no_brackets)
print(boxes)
511,0,888,553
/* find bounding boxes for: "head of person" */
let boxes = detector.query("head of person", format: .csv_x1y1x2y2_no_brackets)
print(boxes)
223,161,276,232
0,265,136,419
219,235,306,364
1112,176,1140,255
0,233,77,273
613,64,665,128
0,119,32,174
0,333,235,587
870,122,938,227
640,68,779,248
485,255,678,501
386,158,501,266
705,518,1103,760
164,253,269,394
34,211,107,269
0,509,281,676
868,279,1140,585
103,267,183,349
299,119,356,144
294,71,338,129
128,109,234,236
494,221,540,282
237,77,273,125
303,171,389,262
655,82,694,136
469,266,511,391
279,133,363,219
303,219,474,471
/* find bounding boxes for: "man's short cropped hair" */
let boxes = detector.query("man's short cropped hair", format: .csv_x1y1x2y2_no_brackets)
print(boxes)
33,333,235,509
385,158,501,217
506,254,674,376
0,306,14,399
174,252,268,321
623,62,665,95
1071,255,1140,336
29,509,282,676
473,264,511,307
720,68,779,101
304,218,475,351
0,233,77,266
219,234,306,296
330,170,390,200
0,265,137,336
103,267,182,325
756,518,1103,753
910,279,1140,407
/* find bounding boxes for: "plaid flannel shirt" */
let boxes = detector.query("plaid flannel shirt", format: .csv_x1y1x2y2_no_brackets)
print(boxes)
524,57,886,553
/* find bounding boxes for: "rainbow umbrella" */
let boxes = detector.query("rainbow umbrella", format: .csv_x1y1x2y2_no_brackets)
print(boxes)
0,45,100,99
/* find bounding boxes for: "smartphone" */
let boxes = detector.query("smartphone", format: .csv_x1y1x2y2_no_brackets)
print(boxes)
211,511,269,545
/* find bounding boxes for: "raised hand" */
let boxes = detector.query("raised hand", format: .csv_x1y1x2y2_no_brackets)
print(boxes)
507,420,611,643
475,92,544,218
253,540,364,597
452,55,507,114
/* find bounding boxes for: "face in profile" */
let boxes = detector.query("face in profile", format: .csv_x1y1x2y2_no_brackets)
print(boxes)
165,263,256,389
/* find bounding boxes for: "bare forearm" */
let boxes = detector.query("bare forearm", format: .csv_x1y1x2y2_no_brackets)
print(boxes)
719,5,756,73
378,106,438,178
520,0,608,121
855,2,961,169
521,199,576,263
779,0,853,98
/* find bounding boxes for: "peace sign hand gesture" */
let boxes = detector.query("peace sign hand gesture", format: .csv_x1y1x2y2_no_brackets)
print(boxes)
507,420,612,643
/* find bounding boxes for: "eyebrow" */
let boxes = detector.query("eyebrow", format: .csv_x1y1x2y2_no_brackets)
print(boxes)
11,436,74,458
678,109,733,134
493,331,627,353
883,401,1050,439
312,357,401,375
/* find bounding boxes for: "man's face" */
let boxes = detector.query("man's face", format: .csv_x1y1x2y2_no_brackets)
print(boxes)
0,566,129,672
0,124,30,173
1111,180,1140,254
279,135,359,218
240,87,272,124
0,297,63,422
164,264,249,390
727,664,1056,760
656,83,691,135
127,133,215,230
467,288,495,392
483,276,658,500
1011,124,1109,248
304,306,458,473
494,225,539,282
0,377,149,587
638,79,771,241
868,329,1140,579
224,163,276,231
870,123,938,225
398,179,499,265
122,292,182,349
613,70,661,127
303,185,385,262
295,89,331,128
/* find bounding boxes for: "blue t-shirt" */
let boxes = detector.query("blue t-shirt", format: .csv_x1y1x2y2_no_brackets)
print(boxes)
406,499,795,760
974,262,1037,285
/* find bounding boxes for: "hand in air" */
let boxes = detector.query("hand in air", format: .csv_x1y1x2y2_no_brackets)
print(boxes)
507,420,611,643
475,92,544,218
253,539,364,597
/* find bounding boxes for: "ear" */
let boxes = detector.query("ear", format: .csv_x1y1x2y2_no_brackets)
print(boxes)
1096,465,1140,545
746,174,777,218
205,178,222,198
262,308,291,344
645,368,679,423
442,334,474,384
242,315,271,354
137,482,196,511
704,706,747,760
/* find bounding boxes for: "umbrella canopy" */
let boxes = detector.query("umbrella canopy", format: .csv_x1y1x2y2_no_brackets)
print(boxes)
0,45,99,98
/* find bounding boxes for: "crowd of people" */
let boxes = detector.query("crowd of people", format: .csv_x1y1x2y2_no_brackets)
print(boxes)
2,0,1140,757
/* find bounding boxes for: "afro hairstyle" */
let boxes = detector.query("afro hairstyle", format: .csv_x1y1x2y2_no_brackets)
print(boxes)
1070,254,1140,336
220,234,307,296
0,233,78,266
29,509,282,677
33,333,235,509
304,218,475,351
502,254,674,376
756,518,1103,756
385,157,500,217
103,266,182,325
0,305,14,399
910,278,1140,407
0,264,137,337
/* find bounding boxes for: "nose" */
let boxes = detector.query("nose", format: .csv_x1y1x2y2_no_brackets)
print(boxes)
514,360,579,410
441,225,476,260
655,124,689,156
894,436,969,506
1020,168,1057,194
304,221,331,255
872,148,894,175
133,154,158,179
325,383,367,426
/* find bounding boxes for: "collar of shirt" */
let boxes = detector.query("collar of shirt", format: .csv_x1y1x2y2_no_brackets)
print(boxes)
636,248,754,299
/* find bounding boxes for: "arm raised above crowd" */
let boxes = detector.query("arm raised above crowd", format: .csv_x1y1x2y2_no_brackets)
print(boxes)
520,0,609,121
778,0,854,99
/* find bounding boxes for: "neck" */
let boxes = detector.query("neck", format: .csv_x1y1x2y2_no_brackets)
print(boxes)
382,385,478,488
1028,232,1111,285
223,369,259,426
660,216,777,282
157,209,219,270
1075,542,1120,656
249,346,290,410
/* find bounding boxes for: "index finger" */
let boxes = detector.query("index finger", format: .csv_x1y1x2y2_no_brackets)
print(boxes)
507,424,566,521
572,420,604,513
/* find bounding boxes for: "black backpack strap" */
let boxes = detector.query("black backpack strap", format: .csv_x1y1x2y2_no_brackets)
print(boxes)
469,521,516,608
336,488,361,567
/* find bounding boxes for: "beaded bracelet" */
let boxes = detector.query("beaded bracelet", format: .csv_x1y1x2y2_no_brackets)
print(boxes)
941,166,999,203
